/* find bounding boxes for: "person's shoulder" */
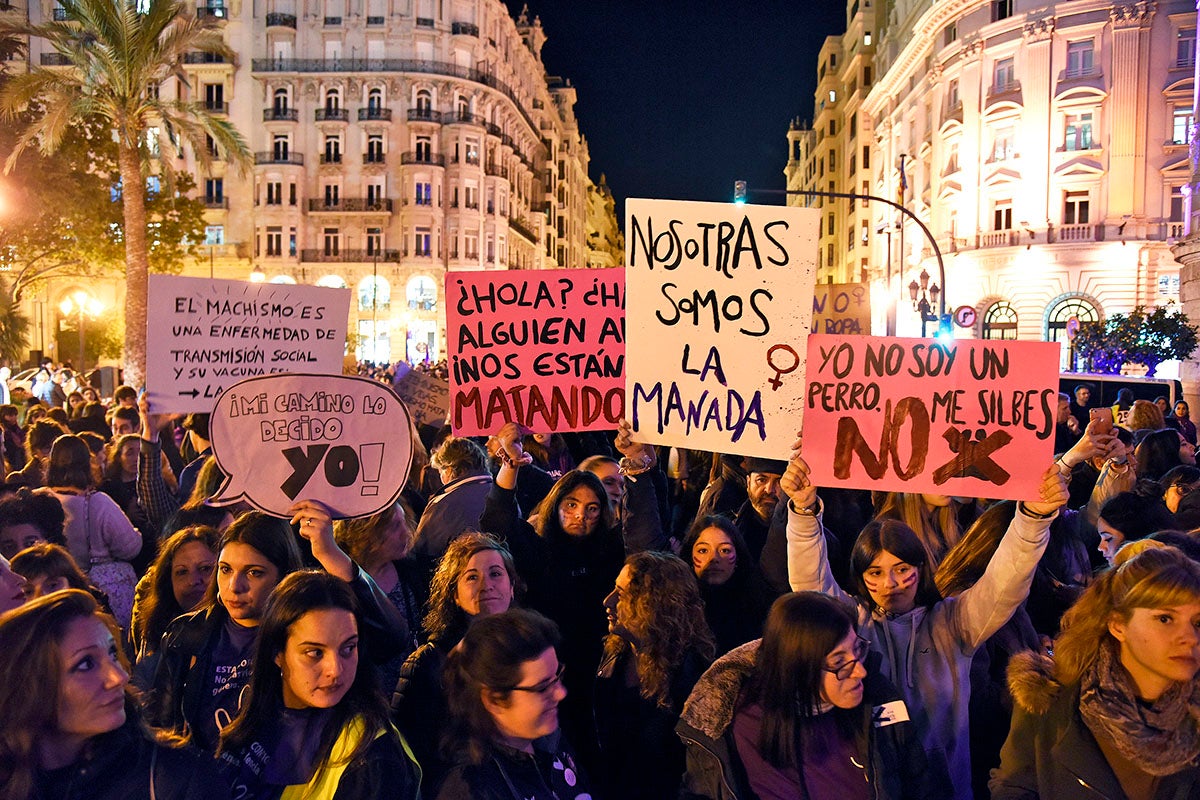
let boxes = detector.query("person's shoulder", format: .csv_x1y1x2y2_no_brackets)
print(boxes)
1007,650,1065,716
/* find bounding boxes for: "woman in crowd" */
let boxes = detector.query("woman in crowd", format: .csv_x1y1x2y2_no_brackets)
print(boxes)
991,546,1200,798
99,435,146,529
677,591,940,799
1135,428,1195,483
1097,489,1177,566
65,390,85,419
129,526,219,685
0,554,26,614
0,590,222,800
7,417,65,487
681,515,775,654
1171,400,1198,445
334,498,425,687
783,441,1066,800
437,608,595,800
9,542,111,612
41,433,141,628
872,491,964,570
392,531,519,795
217,570,420,800
1159,464,1200,513
0,486,66,559
595,550,714,799
1127,398,1166,434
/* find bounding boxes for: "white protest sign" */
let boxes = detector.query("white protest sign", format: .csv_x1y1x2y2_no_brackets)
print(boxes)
147,275,351,413
392,362,450,427
625,199,819,458
208,373,412,518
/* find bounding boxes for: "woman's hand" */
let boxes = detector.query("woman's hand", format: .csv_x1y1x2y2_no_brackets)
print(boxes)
491,422,533,468
1023,463,1069,517
137,394,171,444
779,435,818,511
615,419,656,468
290,499,354,581
1061,416,1113,468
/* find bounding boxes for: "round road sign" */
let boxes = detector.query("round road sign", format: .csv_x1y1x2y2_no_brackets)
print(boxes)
953,305,977,328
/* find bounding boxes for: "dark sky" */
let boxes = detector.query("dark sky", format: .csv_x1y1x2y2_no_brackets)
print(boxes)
505,1,847,216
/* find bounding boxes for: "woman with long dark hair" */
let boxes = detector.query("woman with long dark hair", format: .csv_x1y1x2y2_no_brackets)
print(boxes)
782,441,1065,800
992,547,1200,798
677,591,939,799
217,571,420,799
681,515,776,653
0,590,222,800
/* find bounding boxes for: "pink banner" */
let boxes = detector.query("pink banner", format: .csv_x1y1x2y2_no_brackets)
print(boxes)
447,268,625,436
803,334,1061,501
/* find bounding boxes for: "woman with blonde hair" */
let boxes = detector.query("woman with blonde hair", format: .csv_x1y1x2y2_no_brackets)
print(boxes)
992,546,1200,798
596,551,714,799
873,492,964,570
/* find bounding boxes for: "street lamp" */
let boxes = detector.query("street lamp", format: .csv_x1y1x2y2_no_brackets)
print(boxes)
908,269,940,337
58,290,103,373
249,264,266,283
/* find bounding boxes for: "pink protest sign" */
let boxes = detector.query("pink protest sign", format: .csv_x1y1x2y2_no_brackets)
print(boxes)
803,334,1062,501
446,268,625,436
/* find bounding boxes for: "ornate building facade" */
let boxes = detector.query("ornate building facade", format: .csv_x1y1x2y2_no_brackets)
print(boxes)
791,0,1194,371
14,0,601,366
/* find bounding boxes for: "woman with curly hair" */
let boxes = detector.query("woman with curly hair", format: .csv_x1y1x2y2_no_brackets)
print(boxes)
596,551,714,799
392,531,519,795
992,546,1200,798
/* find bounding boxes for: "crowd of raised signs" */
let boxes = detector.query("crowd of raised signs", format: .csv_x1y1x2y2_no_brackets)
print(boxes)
3,366,1200,800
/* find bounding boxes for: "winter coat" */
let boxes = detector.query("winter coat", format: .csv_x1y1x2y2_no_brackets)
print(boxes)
990,651,1200,800
30,715,223,800
435,734,593,800
391,636,454,795
786,501,1054,800
675,640,947,800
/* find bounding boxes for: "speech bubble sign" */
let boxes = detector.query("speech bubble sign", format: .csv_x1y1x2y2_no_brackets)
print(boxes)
209,373,412,518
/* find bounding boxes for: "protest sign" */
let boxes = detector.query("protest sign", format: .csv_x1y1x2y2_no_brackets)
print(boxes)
208,373,411,518
802,334,1061,501
812,283,871,335
446,268,625,436
624,199,819,458
393,362,450,427
147,275,351,413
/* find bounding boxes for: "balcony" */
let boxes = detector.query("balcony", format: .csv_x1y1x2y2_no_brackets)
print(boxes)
300,248,400,262
264,11,296,27
40,52,70,65
182,51,226,64
254,152,303,165
358,107,392,121
196,5,227,21
447,110,485,127
363,153,386,164
485,163,509,180
451,21,479,36
204,197,228,209
204,101,228,114
307,198,393,213
262,107,298,121
979,230,1019,248
400,151,445,166
1056,223,1101,243
315,108,349,122
407,108,442,124
318,153,343,164
509,216,537,243
986,79,1022,104
52,6,67,19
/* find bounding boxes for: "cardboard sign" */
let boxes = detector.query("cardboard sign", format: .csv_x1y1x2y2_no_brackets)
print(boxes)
146,275,351,413
393,362,450,427
812,283,871,335
208,373,412,518
802,335,1062,500
624,199,819,458
446,268,625,435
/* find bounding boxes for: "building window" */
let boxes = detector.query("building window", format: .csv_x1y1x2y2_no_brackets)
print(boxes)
993,200,1013,231
414,227,431,256
1179,28,1197,70
1064,112,1094,151
981,302,1018,340
204,177,223,203
365,227,382,256
366,183,383,206
272,135,289,160
204,82,224,111
943,22,957,47
324,136,341,163
204,225,224,245
993,58,1015,92
1065,40,1094,78
991,126,1015,161
266,181,281,205
366,134,384,162
324,89,340,111
324,184,339,206
1064,191,1090,225
1173,106,1194,145
367,88,383,111
992,0,1012,22
947,78,960,109
273,88,289,112
323,228,340,256
415,89,432,113
415,181,431,205
415,136,431,161
1047,296,1099,369
862,146,870,170
289,182,296,205
1171,185,1186,222
945,140,959,173
266,226,282,256
358,275,390,311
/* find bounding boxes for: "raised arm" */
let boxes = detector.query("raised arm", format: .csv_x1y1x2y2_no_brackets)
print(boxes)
780,437,853,605
137,396,180,538
614,418,668,553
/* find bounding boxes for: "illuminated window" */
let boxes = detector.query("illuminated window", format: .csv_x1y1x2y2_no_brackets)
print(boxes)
1173,106,1194,145
1179,29,1197,70
358,275,390,311
1065,40,1094,77
1064,112,1093,151
982,302,1017,340
993,58,1015,92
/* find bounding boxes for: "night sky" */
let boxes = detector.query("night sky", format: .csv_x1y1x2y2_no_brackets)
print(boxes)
506,1,847,216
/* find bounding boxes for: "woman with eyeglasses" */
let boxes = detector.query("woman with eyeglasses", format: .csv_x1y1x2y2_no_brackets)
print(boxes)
437,608,595,800
781,440,1065,800
677,591,938,800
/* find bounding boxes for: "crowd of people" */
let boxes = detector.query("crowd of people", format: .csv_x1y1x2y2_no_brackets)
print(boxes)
1,363,1200,799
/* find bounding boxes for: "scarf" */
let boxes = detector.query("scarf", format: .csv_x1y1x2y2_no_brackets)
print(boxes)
1079,640,1200,776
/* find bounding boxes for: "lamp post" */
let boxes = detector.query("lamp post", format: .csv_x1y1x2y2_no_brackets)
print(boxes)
908,269,940,337
58,290,103,373
876,222,897,336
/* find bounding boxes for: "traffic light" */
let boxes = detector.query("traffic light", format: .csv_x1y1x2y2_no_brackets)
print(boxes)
733,180,747,204
937,313,954,342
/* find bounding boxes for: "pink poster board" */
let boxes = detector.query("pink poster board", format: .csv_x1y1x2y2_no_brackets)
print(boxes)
446,268,625,436
803,334,1062,501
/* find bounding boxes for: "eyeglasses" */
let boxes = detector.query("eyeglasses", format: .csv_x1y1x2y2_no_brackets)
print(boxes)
506,662,565,696
823,636,870,681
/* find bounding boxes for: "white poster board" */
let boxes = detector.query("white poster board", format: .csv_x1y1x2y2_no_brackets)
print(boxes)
146,275,351,413
624,199,819,458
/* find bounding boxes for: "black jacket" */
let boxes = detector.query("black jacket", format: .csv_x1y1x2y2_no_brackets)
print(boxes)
31,716,223,800
435,735,593,800
676,640,947,800
391,636,454,795
990,651,1200,800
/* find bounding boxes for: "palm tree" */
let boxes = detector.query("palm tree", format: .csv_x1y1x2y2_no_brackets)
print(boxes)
0,0,250,387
